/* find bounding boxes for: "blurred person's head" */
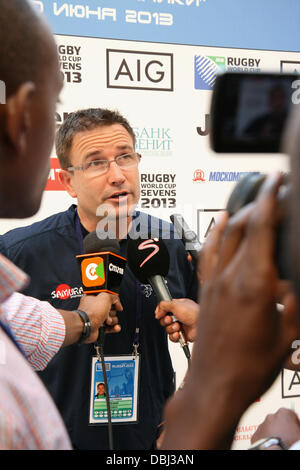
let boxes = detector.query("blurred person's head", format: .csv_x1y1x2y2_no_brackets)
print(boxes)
0,0,63,218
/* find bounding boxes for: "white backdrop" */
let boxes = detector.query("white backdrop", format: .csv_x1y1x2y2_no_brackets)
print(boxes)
1,1,300,449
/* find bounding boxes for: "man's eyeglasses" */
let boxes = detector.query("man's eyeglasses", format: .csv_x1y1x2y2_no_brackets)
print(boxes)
66,152,141,176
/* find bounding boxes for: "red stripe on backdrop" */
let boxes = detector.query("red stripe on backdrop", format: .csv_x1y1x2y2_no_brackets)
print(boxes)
45,158,65,191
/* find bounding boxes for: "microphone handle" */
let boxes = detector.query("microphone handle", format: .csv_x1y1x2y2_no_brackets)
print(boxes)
148,275,191,360
148,274,172,302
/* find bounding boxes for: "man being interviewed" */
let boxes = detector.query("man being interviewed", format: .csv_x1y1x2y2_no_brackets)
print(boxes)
0,108,198,450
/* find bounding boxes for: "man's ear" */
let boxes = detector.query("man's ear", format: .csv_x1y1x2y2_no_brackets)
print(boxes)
5,82,36,155
58,169,77,198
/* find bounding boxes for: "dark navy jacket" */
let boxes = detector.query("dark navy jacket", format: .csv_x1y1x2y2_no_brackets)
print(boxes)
0,205,198,450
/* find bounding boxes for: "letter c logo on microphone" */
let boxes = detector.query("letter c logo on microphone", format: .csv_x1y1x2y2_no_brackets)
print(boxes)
86,263,98,281
81,257,106,287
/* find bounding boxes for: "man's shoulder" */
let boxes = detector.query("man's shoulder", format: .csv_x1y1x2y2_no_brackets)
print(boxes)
0,205,76,251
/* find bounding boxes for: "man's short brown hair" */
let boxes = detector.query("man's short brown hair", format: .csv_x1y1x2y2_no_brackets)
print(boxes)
55,108,136,169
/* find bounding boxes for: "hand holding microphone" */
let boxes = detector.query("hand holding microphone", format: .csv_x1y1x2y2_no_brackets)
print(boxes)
155,298,199,343
76,293,122,342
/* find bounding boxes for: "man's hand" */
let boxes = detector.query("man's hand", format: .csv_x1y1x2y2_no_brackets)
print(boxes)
155,299,199,342
161,173,300,450
78,293,122,343
191,173,300,408
60,293,122,346
251,408,300,449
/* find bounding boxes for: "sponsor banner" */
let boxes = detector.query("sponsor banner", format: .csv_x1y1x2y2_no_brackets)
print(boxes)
192,170,259,183
194,55,226,90
194,55,261,91
58,43,83,85
31,0,300,52
140,172,177,210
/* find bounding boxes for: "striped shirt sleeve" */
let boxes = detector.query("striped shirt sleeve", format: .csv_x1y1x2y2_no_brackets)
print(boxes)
2,293,66,371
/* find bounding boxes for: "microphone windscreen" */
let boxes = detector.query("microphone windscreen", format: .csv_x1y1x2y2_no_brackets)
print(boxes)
83,231,121,255
126,237,170,283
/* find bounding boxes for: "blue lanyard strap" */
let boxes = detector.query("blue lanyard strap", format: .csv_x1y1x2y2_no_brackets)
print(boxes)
133,281,142,357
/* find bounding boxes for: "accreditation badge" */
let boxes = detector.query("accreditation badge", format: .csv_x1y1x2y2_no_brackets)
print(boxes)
89,355,140,425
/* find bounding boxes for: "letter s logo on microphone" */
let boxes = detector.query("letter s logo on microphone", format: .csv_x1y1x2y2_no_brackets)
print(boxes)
138,238,159,268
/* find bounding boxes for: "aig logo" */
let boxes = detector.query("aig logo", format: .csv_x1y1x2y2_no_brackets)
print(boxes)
281,368,300,399
106,49,173,91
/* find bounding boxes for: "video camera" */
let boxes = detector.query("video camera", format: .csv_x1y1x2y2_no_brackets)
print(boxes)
210,71,300,279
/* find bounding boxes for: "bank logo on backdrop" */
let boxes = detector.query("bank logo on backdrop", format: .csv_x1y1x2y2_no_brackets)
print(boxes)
107,49,173,91
194,55,226,90
133,127,173,156
280,60,300,74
